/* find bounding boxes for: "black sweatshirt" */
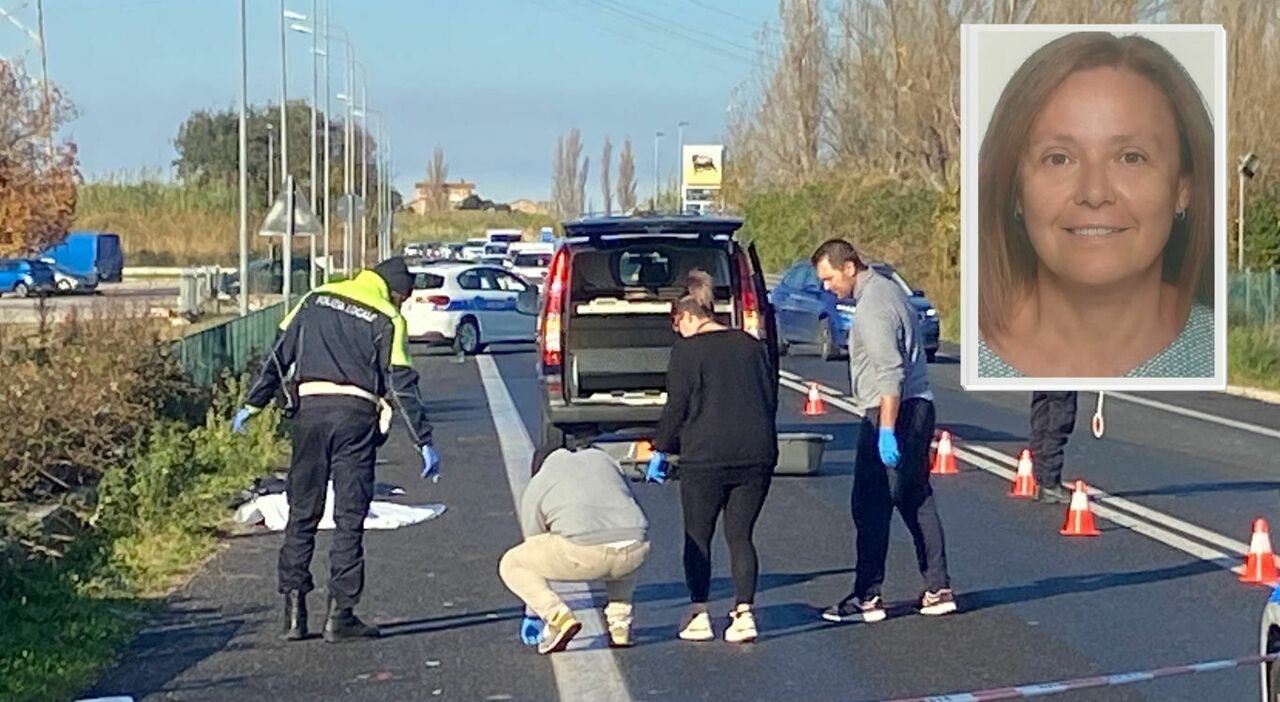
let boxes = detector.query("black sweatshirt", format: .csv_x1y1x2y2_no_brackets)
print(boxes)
652,329,779,471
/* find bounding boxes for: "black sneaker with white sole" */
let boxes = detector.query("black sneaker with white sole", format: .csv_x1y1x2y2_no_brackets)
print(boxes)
920,589,957,616
821,594,886,623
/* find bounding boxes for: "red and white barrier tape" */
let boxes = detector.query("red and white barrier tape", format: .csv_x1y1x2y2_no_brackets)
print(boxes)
880,652,1275,701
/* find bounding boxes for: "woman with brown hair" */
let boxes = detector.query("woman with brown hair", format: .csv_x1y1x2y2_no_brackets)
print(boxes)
649,268,778,644
977,32,1215,378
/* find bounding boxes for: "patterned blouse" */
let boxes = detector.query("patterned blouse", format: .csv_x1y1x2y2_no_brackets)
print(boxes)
978,304,1215,378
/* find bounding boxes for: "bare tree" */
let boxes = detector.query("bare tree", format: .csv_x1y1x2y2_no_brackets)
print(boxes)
617,138,637,212
601,136,613,216
423,146,449,211
552,128,588,219
577,156,590,216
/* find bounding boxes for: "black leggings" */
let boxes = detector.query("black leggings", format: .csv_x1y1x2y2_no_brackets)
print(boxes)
679,466,772,606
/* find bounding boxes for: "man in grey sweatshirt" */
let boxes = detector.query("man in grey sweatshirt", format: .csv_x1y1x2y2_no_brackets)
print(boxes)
810,239,956,625
499,445,651,654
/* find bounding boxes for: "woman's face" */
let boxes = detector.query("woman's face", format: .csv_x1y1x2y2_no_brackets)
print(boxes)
1017,66,1190,291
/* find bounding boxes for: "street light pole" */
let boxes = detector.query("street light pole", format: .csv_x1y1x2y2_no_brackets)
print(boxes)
238,0,249,316
308,0,318,289
358,76,368,269
322,5,330,280
35,0,52,158
279,0,292,305
267,124,275,207
653,131,664,209
677,120,688,212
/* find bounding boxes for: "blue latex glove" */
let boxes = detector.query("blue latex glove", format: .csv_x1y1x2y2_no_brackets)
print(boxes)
645,452,667,484
231,406,259,434
877,427,900,468
520,614,543,645
420,445,441,482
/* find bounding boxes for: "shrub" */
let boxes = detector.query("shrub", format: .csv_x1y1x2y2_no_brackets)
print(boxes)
0,313,204,501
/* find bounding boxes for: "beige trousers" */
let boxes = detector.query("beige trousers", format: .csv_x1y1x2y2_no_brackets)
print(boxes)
499,533,650,626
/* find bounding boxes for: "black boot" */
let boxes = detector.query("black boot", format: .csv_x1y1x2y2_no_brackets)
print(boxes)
282,591,308,641
1033,484,1069,505
323,598,380,643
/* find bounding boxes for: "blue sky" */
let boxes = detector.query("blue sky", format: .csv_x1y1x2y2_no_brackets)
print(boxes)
7,0,780,203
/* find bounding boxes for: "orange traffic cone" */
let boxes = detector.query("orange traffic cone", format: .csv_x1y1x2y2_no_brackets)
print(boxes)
1010,449,1037,498
803,383,825,416
930,431,958,475
1240,519,1279,585
1059,480,1101,537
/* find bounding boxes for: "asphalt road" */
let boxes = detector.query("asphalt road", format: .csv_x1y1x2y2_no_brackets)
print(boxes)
84,343,1280,702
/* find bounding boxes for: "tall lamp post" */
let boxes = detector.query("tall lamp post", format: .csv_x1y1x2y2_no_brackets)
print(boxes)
676,120,689,212
238,0,249,315
653,130,665,210
1239,152,1261,271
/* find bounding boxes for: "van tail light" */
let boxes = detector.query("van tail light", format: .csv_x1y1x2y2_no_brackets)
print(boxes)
540,248,569,370
736,253,763,339
427,295,451,310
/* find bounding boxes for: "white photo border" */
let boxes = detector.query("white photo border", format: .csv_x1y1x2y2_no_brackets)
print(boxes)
959,23,1228,392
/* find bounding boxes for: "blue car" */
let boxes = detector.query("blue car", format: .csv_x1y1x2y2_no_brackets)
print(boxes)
769,261,940,362
0,259,56,298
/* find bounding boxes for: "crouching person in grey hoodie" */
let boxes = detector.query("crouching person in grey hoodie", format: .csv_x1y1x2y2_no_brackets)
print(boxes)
499,444,651,654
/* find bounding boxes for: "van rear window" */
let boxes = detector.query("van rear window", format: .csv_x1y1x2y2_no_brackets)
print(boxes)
570,246,732,297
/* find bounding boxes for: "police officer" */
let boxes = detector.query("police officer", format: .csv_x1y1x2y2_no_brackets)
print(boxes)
232,257,438,643
1029,391,1077,504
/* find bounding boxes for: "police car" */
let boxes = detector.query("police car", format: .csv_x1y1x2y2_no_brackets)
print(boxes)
403,262,538,354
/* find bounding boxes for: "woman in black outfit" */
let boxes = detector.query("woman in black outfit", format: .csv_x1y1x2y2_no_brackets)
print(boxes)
651,269,778,644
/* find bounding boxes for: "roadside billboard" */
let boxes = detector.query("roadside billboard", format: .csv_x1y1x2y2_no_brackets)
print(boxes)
681,145,724,189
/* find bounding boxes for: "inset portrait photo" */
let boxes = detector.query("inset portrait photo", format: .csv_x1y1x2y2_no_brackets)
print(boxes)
960,25,1227,391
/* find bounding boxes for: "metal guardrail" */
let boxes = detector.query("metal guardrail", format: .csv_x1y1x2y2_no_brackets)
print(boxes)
173,301,286,386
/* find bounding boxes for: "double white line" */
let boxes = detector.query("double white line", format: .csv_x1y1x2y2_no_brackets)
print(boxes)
778,369,1252,577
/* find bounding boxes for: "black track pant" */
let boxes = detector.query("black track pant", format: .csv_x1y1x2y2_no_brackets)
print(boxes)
1029,391,1078,488
277,397,379,609
852,398,950,598
680,466,773,606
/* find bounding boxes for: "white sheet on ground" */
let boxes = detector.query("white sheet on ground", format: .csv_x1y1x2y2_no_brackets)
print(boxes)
233,482,446,531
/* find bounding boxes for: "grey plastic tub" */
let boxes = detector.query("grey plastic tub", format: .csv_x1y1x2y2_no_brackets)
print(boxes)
774,432,834,475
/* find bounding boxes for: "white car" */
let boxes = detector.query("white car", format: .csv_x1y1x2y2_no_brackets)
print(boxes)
403,263,538,354
460,239,487,261
508,250,553,289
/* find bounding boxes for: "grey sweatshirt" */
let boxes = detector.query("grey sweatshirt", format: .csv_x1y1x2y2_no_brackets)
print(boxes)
846,268,934,411
520,448,649,545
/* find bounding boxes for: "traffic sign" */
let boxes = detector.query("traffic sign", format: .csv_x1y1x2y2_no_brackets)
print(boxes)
335,193,365,220
259,184,321,237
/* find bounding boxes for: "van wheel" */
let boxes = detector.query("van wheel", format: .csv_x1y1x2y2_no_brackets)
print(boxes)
927,349,938,363
13,282,29,298
818,322,840,361
454,318,485,355
541,420,566,451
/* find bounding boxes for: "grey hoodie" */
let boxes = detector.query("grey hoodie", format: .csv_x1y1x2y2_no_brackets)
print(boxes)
846,268,934,411
520,448,649,545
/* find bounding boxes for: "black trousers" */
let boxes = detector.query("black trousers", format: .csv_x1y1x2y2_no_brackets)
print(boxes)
277,397,379,609
853,398,950,598
679,466,773,606
1029,392,1078,487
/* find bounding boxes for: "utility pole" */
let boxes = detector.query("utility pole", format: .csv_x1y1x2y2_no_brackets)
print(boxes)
279,0,292,304
653,131,664,210
308,0,319,289
322,1,331,281
359,81,368,269
35,0,52,158
267,124,275,207
238,0,249,316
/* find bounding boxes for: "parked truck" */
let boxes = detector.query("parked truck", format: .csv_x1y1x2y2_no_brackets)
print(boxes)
39,231,124,283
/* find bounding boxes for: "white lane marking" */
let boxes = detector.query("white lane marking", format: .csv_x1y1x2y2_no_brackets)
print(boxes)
477,356,633,702
1108,391,1280,441
962,443,1251,556
776,377,1252,576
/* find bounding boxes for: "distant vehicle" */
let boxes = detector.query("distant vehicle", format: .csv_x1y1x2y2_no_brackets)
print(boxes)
483,242,510,258
44,260,99,294
460,238,487,261
480,254,509,268
403,243,427,257
509,250,554,288
0,259,56,297
486,229,524,245
402,262,538,354
769,260,939,362
39,231,123,283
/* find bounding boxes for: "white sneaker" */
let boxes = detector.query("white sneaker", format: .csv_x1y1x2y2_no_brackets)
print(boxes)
678,607,714,641
724,604,757,644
